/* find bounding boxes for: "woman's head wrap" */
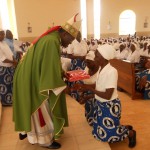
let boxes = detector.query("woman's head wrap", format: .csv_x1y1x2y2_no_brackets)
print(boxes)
97,44,115,60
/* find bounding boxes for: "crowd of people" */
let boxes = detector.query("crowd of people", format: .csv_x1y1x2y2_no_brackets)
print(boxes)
0,29,30,106
5,14,150,149
61,32,150,100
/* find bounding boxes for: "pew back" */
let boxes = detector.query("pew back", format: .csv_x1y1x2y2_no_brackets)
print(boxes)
110,59,142,99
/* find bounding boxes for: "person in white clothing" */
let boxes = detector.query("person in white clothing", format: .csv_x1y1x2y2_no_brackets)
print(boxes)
0,28,17,106
78,44,136,148
66,31,88,71
89,41,98,51
4,29,23,62
126,43,140,63
66,31,88,101
81,51,99,126
115,43,129,60
72,51,99,125
139,41,148,56
146,43,150,57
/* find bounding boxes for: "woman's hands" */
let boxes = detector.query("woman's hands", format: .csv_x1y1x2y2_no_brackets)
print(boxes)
3,57,18,67
73,84,94,92
79,93,94,104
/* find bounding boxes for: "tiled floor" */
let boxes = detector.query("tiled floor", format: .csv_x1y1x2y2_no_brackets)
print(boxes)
0,92,150,150
110,91,150,150
0,95,110,150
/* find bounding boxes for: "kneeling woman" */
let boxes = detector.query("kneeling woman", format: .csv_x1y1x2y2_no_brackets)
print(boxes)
80,44,136,148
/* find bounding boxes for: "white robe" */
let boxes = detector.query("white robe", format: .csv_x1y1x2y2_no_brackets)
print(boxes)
126,50,140,63
26,86,66,146
67,39,87,56
115,49,129,60
28,100,54,146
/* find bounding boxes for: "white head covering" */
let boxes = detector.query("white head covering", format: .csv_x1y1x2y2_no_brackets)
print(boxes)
86,51,95,61
97,44,115,60
113,42,120,50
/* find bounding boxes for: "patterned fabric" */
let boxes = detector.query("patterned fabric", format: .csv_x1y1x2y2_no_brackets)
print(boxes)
68,80,83,102
136,70,150,99
0,66,15,106
92,98,129,143
70,58,86,71
85,96,95,126
67,58,86,101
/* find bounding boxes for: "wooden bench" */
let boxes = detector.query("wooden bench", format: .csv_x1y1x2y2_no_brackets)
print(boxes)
110,59,143,100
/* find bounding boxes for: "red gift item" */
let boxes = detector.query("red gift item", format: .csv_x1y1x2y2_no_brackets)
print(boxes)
66,70,90,82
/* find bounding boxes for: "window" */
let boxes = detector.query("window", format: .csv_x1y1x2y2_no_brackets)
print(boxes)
93,0,100,39
119,10,136,35
80,0,87,39
0,0,18,38
0,0,10,29
80,0,101,39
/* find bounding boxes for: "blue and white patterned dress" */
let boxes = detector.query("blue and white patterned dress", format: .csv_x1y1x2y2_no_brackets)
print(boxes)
0,41,15,106
66,39,87,101
83,68,99,126
0,66,14,106
92,98,129,143
92,63,129,143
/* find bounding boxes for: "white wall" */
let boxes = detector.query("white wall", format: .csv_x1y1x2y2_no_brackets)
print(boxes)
14,0,150,39
14,0,80,38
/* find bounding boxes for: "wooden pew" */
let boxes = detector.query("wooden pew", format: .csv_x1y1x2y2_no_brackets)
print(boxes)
110,59,143,100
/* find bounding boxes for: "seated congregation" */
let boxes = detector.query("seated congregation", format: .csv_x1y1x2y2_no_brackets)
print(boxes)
0,29,31,107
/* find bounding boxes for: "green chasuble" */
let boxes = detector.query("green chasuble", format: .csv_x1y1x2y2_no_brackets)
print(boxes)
13,31,68,139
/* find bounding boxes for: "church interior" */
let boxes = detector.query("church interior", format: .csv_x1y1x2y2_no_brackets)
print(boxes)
1,0,150,150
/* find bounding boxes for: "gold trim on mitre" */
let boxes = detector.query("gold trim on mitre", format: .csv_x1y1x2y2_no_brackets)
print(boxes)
62,22,79,38
62,13,81,38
